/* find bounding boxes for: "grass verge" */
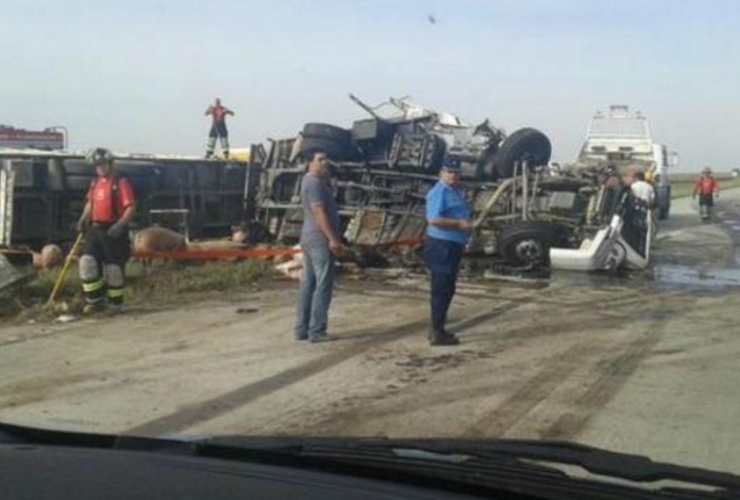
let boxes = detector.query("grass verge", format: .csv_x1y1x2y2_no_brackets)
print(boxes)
0,259,273,322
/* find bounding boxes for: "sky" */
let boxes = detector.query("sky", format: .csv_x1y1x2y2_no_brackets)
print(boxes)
1,0,739,171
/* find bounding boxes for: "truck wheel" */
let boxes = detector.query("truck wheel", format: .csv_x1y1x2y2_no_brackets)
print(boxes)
300,123,353,161
498,220,554,267
494,128,552,179
302,123,351,142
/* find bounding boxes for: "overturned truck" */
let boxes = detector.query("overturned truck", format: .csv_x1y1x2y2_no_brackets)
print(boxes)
0,152,249,252
250,95,611,270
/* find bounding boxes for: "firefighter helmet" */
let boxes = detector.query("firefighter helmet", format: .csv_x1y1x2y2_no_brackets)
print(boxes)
86,147,114,166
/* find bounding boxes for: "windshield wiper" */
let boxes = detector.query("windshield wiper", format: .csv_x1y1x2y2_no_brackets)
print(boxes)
203,436,740,497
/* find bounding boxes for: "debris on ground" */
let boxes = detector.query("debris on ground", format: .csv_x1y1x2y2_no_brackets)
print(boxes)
235,304,260,314
275,246,303,280
55,314,78,323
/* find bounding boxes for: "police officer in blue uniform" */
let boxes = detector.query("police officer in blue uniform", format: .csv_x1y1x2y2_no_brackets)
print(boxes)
424,157,473,346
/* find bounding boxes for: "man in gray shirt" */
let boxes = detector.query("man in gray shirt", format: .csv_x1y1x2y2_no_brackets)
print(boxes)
294,148,345,343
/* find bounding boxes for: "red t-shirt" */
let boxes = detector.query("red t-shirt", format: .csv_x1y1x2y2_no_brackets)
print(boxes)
694,176,719,195
209,105,229,124
87,176,135,223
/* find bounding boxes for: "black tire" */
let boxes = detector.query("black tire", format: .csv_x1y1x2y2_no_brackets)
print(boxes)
302,123,351,142
301,123,352,161
494,128,552,179
498,220,555,267
300,137,353,162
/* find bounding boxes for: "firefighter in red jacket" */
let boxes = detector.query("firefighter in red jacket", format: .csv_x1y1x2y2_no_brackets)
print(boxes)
76,148,136,314
693,167,720,219
205,97,234,159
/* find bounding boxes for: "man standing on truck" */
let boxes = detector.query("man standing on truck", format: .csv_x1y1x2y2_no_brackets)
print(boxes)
424,157,473,347
294,148,345,343
76,148,136,315
693,167,720,219
205,97,234,159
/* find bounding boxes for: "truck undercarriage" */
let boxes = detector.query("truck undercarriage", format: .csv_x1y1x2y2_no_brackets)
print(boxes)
251,96,604,270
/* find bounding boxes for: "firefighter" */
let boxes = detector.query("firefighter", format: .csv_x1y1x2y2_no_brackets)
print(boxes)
76,148,136,314
693,167,720,219
205,97,234,159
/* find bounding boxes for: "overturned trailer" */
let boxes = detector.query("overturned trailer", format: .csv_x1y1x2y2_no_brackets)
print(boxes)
0,150,250,252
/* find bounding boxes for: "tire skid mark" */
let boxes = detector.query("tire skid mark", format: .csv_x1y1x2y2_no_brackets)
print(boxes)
462,294,688,440
460,342,601,439
541,297,693,440
541,322,667,440
124,300,526,437
293,318,621,435
244,302,533,435
247,289,674,436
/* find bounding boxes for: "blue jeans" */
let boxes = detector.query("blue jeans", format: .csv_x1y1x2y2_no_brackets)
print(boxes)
295,244,336,340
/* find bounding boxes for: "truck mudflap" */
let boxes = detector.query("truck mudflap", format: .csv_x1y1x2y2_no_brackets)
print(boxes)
0,253,29,292
549,212,653,272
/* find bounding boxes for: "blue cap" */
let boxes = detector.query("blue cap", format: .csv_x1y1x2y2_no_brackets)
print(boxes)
442,156,462,172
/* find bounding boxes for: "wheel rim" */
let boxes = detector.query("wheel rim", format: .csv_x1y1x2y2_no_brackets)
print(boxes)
513,239,544,264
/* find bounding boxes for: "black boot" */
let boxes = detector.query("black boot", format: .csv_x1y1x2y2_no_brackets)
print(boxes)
430,328,460,346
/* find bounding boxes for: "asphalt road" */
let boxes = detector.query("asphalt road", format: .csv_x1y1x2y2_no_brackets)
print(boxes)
1,192,740,475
